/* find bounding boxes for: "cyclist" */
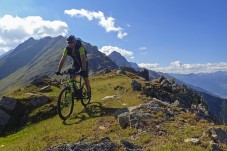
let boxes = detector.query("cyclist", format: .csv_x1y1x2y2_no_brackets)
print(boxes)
56,35,91,99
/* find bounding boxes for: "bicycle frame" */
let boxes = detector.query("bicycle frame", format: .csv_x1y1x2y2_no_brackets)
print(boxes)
64,73,82,99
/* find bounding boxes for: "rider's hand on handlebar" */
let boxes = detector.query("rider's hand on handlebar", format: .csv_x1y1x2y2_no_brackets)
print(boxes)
55,71,61,75
79,70,87,77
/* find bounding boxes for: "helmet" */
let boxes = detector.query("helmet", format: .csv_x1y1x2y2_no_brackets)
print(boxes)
66,35,76,42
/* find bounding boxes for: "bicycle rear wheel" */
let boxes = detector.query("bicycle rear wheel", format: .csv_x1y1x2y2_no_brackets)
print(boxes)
76,76,91,107
57,87,74,120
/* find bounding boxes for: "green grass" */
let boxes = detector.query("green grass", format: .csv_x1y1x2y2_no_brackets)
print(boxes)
0,71,227,150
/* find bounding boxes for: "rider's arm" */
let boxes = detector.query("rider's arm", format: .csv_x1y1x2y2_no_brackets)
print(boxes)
80,54,86,71
57,48,68,72
79,47,87,71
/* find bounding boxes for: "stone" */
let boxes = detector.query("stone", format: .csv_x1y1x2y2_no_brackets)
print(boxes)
211,143,222,151
209,128,227,145
121,139,143,150
118,112,130,129
116,69,126,75
131,80,141,91
158,75,166,83
112,108,129,118
0,109,10,127
0,96,17,111
31,75,51,87
137,68,149,81
29,95,50,108
39,85,52,92
184,138,200,144
46,137,118,151
102,95,119,101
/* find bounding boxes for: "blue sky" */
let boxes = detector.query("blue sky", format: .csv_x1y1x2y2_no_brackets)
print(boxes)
0,0,227,73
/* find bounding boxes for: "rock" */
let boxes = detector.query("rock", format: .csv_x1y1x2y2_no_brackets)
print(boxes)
0,96,17,111
114,85,128,93
118,112,130,129
31,75,51,87
137,68,149,81
116,69,126,75
158,75,166,83
102,68,112,74
131,80,141,91
102,95,119,101
51,79,61,88
0,109,10,128
113,108,129,118
184,138,200,145
39,85,52,92
29,95,50,108
46,137,118,151
117,98,175,131
211,143,222,151
120,67,137,74
208,128,227,145
120,139,143,151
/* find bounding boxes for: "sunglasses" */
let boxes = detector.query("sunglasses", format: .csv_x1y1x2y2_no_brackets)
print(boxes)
68,41,73,44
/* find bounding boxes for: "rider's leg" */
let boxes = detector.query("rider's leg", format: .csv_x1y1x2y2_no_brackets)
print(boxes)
83,77,91,92
83,77,91,98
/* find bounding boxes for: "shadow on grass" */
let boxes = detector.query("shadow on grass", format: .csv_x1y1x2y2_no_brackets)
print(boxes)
62,102,123,125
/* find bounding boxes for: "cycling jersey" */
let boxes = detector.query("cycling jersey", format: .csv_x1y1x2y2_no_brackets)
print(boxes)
63,40,88,73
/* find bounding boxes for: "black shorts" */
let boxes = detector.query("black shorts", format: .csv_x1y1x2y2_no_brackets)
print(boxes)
72,62,89,77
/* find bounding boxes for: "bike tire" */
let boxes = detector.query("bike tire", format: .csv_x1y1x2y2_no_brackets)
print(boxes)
57,87,74,120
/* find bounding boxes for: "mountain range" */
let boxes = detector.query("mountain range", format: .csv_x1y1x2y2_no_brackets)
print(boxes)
170,72,227,99
0,36,117,95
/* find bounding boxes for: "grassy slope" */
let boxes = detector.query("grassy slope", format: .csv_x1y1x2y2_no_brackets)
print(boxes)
0,71,226,150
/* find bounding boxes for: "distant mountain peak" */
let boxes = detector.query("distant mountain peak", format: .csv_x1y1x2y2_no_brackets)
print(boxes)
108,51,132,68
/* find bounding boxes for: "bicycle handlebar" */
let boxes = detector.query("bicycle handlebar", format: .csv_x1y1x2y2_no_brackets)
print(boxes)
58,70,81,76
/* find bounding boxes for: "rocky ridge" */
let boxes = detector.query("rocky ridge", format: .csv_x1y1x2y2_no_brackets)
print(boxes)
1,68,227,150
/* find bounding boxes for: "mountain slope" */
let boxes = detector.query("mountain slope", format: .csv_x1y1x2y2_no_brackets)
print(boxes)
170,72,227,99
0,36,118,96
108,51,132,68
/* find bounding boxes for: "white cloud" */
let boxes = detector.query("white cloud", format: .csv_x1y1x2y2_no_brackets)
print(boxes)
139,47,147,50
99,45,133,58
138,61,227,74
0,15,68,52
64,9,127,39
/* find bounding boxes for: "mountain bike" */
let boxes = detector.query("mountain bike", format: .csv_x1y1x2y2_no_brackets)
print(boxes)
57,69,91,120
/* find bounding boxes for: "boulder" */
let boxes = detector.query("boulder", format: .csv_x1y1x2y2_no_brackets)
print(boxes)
29,95,50,108
208,128,227,145
117,98,175,131
31,75,51,87
112,108,129,118
158,75,166,83
118,112,130,129
0,109,10,128
137,68,149,81
116,69,126,75
46,137,118,151
131,80,141,91
39,85,52,92
1,96,17,111
121,139,143,151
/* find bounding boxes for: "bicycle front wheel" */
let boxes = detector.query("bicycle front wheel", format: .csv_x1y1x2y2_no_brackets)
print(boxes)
57,87,74,120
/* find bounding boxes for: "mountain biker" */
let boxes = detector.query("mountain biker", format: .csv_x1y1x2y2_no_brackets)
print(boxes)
55,35,91,99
